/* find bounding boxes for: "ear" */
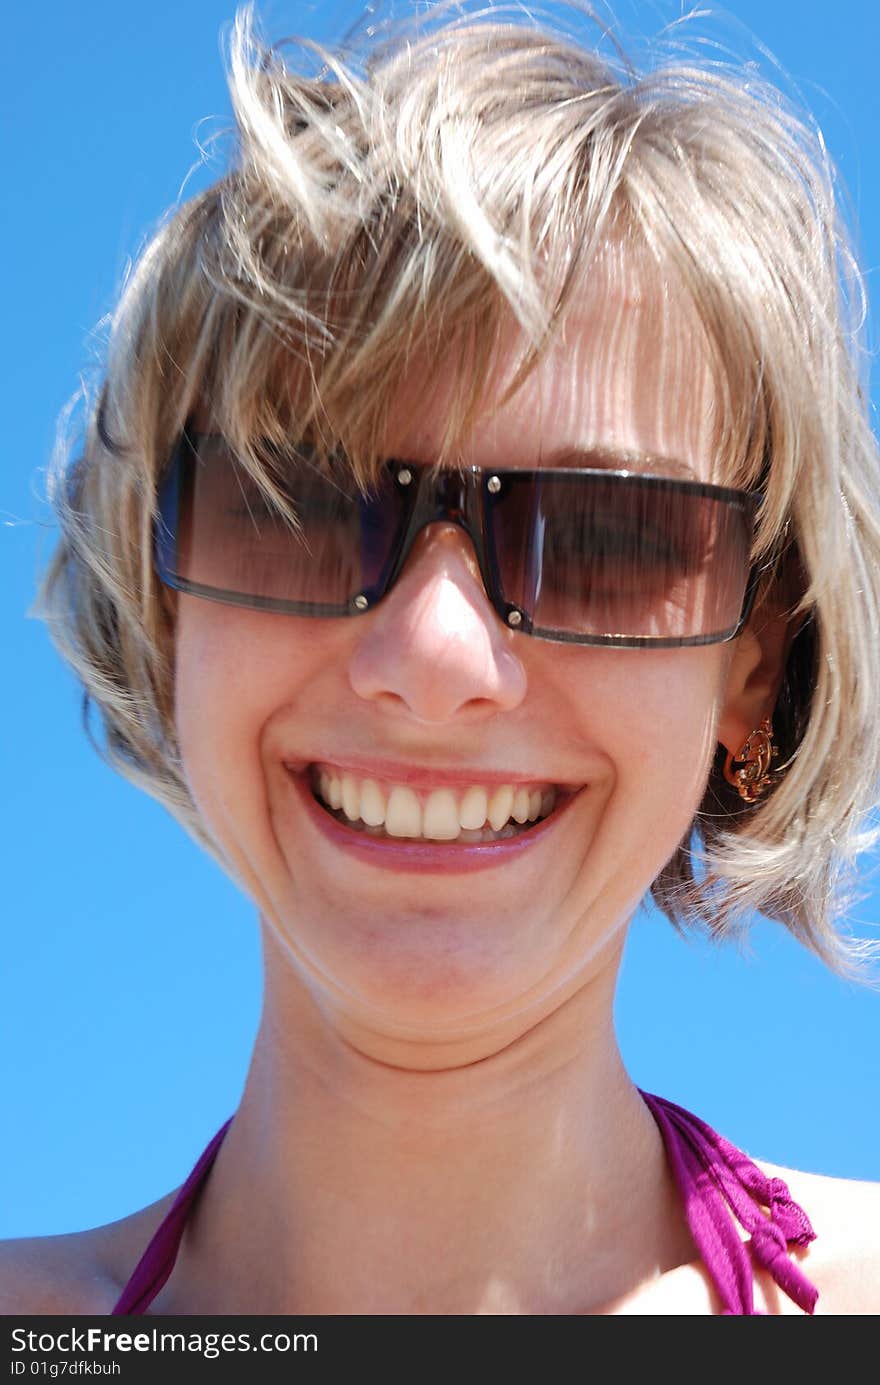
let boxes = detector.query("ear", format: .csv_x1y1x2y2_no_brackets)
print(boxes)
717,597,801,758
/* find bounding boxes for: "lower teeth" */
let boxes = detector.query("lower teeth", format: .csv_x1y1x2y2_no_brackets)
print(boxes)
319,801,541,842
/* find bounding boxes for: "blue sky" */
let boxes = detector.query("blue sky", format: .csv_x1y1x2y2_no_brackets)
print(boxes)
2,0,879,1238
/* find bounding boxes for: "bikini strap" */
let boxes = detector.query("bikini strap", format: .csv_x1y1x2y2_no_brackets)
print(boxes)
640,1090,818,1315
111,1117,233,1315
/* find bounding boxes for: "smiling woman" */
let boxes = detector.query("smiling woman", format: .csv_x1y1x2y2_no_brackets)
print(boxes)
6,1,880,1316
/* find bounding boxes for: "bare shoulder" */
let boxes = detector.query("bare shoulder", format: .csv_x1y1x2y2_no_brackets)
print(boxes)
753,1157,880,1314
0,1229,120,1315
0,1195,175,1316
605,1158,880,1316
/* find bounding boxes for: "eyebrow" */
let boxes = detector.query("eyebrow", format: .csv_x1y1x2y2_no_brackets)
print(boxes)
537,446,700,480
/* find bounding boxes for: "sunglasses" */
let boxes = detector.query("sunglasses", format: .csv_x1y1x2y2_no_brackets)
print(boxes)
154,432,761,648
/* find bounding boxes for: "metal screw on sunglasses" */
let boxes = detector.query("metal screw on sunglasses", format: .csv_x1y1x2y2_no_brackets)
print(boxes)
154,431,762,649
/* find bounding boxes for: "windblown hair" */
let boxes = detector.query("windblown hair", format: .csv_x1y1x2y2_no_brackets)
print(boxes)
40,2,880,974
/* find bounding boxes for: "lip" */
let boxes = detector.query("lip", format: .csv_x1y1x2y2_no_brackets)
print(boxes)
285,766,584,874
284,755,584,793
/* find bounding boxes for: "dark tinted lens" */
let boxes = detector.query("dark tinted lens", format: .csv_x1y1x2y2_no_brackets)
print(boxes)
158,437,406,611
487,471,753,641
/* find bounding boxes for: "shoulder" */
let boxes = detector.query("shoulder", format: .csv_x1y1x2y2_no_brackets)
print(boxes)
0,1195,175,1316
607,1159,880,1316
752,1158,880,1315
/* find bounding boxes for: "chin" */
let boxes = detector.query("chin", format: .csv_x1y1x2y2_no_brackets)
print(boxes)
278,904,559,1036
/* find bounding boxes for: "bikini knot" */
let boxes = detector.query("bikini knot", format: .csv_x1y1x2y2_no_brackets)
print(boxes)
766,1176,791,1203
764,1176,816,1246
749,1217,789,1268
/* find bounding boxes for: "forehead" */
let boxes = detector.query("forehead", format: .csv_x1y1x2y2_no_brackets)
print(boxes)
390,248,720,483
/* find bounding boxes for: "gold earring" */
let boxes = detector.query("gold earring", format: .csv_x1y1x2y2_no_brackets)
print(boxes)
723,716,779,804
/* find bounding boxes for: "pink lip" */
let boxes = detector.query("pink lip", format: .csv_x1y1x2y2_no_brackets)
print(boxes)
285,767,584,874
283,755,584,793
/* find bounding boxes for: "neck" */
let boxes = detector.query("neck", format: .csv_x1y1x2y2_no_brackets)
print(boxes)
156,928,693,1314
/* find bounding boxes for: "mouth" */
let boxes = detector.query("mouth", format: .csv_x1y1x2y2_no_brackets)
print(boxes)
304,762,577,845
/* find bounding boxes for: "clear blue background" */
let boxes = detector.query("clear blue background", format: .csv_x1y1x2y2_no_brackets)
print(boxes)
2,0,878,1238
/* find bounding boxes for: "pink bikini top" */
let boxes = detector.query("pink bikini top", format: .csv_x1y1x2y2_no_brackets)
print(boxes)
110,1089,819,1315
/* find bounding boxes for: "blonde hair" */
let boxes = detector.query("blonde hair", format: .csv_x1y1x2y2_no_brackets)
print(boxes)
40,3,880,976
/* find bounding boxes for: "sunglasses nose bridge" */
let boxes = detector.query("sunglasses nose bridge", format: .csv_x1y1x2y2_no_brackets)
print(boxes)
388,466,494,602
422,466,473,517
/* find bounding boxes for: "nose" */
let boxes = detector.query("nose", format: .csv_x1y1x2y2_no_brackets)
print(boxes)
347,521,528,723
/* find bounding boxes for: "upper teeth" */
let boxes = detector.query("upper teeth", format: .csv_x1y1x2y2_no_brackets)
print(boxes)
312,766,558,839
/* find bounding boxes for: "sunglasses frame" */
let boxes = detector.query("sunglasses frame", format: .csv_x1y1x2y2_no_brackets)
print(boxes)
155,431,763,649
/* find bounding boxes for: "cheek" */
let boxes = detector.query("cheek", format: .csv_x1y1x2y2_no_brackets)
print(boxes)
632,663,724,786
172,602,324,853
596,654,728,919
553,645,728,849
174,605,257,773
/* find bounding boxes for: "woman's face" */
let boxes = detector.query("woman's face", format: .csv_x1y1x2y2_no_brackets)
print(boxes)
174,263,750,1060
